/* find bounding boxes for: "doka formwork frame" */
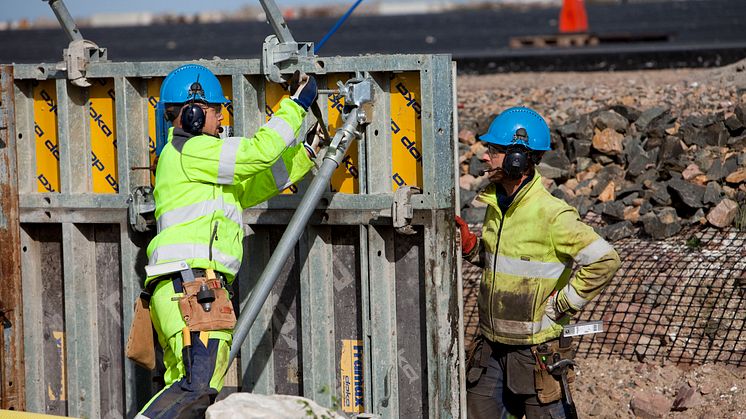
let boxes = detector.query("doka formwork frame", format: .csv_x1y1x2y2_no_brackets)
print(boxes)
5,53,462,417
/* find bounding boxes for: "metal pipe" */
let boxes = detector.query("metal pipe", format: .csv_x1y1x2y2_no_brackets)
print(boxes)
228,108,361,369
45,0,83,42
258,0,295,44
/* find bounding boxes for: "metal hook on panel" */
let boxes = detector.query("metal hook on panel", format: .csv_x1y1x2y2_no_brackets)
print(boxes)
45,0,107,87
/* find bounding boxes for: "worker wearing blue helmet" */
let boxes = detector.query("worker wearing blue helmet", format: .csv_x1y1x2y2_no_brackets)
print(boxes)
457,107,620,418
134,64,321,418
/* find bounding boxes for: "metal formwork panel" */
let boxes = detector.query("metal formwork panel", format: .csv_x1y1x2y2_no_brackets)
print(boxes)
6,54,461,418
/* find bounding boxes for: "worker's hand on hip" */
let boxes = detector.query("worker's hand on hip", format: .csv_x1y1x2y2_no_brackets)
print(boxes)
288,70,318,111
455,215,477,254
303,122,324,159
545,291,566,322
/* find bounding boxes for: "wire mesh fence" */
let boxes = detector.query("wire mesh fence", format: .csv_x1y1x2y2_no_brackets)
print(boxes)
462,222,746,367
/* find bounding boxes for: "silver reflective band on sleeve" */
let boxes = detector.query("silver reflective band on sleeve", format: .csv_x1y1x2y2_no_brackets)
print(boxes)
265,116,297,147
217,137,241,184
156,198,242,233
561,283,589,310
148,243,242,276
575,238,615,266
485,251,566,279
270,157,292,191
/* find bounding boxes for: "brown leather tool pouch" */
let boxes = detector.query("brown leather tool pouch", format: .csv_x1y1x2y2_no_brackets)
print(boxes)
178,278,236,331
125,297,156,370
532,340,576,404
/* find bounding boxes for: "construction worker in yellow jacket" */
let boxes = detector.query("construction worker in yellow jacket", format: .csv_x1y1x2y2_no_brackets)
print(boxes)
456,107,621,418
137,64,320,418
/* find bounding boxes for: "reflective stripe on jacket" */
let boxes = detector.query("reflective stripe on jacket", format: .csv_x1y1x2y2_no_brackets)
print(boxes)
145,98,314,285
472,170,620,345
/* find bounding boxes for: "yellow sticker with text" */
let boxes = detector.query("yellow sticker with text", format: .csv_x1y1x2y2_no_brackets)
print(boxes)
33,80,60,193
339,339,364,413
390,73,423,190
328,74,359,194
89,79,118,193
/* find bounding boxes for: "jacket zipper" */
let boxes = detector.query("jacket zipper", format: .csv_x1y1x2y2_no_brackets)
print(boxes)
489,207,505,336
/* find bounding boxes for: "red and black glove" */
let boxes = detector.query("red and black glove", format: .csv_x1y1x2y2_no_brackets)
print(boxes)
455,215,477,254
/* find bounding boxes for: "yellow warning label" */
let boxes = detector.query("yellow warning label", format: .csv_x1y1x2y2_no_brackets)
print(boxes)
146,78,163,186
48,330,66,402
328,74,359,194
33,80,60,193
89,79,118,193
390,73,423,190
339,339,364,413
218,76,234,127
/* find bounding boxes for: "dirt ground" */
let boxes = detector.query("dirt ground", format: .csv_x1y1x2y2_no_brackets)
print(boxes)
456,62,746,418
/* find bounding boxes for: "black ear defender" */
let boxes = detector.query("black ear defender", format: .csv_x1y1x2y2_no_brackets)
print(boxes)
181,81,205,135
502,128,529,180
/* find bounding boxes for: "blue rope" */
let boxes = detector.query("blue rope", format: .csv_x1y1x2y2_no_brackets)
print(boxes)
315,0,364,54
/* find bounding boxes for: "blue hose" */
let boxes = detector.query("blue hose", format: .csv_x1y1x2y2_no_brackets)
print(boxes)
315,0,364,54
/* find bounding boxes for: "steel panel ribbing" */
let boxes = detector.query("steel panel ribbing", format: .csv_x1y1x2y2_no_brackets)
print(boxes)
0,65,25,411
61,223,101,418
299,226,336,406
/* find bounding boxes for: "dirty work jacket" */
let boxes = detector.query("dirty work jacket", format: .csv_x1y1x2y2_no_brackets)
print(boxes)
146,98,314,286
466,170,621,345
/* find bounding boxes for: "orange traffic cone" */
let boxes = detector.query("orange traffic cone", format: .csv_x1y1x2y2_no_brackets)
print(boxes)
559,0,589,33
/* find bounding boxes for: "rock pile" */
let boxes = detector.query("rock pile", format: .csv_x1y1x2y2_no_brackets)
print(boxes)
458,104,746,240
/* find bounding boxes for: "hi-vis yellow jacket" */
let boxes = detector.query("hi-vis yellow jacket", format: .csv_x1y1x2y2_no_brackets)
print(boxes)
466,171,621,345
145,99,314,286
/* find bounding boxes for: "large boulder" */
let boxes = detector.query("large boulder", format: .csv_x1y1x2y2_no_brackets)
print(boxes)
206,393,346,419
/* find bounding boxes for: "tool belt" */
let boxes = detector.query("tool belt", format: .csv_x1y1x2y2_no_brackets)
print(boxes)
465,335,576,403
125,268,236,370
532,339,576,404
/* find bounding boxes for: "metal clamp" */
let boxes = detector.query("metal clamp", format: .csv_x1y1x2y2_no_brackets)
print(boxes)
46,0,107,87
393,186,422,235
261,35,315,84
127,186,156,233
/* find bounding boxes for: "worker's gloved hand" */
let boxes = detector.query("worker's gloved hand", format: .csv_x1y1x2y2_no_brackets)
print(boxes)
455,215,477,254
545,290,576,322
289,70,318,111
304,122,324,159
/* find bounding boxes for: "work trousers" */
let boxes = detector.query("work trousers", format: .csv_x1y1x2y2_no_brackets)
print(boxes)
466,343,571,419
137,280,233,419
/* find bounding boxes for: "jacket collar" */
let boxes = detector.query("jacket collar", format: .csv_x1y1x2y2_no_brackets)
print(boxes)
478,169,543,215
171,127,196,152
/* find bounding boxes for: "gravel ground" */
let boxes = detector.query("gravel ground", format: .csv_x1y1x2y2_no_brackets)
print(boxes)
456,61,746,418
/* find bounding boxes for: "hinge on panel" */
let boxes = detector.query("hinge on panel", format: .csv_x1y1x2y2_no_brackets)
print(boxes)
392,186,422,235
261,35,317,83
56,39,107,88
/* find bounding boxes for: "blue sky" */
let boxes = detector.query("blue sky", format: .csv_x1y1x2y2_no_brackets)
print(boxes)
5,0,357,21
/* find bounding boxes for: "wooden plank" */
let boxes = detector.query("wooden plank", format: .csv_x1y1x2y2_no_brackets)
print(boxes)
0,65,25,411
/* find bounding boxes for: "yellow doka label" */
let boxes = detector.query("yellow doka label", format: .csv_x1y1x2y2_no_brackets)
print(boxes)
89,79,118,193
328,74,359,194
33,80,60,193
390,73,423,190
218,76,234,127
339,339,364,413
146,78,163,177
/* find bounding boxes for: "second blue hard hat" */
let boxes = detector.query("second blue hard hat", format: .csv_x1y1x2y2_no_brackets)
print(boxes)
479,107,551,151
159,64,230,105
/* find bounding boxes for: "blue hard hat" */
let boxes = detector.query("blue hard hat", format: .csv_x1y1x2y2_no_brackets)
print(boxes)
159,64,230,105
479,107,551,151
